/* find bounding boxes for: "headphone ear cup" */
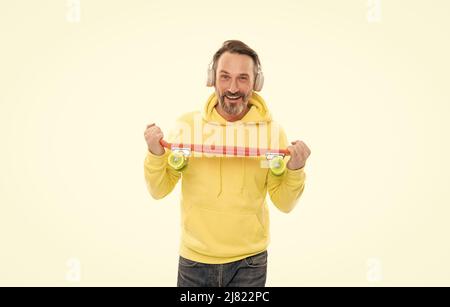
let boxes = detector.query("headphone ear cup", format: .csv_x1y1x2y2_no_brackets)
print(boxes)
254,70,264,91
206,67,215,87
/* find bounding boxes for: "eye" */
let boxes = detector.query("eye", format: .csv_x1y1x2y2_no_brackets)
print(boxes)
240,76,248,81
220,75,230,80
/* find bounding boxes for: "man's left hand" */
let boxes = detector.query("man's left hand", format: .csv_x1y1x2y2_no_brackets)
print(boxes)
286,140,311,170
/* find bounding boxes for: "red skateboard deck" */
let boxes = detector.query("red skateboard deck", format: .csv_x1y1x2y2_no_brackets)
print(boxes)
160,139,289,175
160,139,290,157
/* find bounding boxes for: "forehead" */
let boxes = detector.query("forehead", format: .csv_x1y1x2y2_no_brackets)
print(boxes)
216,52,254,74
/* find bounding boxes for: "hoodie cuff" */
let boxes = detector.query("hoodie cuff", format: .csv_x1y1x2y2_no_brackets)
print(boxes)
285,166,306,181
145,149,169,168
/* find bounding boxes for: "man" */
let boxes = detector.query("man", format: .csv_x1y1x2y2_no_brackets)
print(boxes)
144,40,311,287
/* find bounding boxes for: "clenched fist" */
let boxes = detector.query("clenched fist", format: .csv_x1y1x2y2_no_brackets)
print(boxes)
286,140,311,170
144,123,165,156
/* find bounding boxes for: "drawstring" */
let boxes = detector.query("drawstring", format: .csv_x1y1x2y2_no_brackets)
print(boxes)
216,156,246,198
217,157,222,197
240,158,245,196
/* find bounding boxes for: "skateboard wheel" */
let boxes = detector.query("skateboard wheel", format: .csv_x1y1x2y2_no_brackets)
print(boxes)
168,151,187,171
269,156,286,176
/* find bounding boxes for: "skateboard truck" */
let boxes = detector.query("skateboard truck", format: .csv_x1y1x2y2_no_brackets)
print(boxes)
265,152,287,176
167,147,191,171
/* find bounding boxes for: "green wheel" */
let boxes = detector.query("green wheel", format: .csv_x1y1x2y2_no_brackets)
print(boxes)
168,151,187,171
269,156,286,176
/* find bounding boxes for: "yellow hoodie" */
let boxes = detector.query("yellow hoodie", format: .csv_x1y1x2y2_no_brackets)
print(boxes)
144,92,306,264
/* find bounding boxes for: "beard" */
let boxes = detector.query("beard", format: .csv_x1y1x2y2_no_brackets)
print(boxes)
216,90,251,116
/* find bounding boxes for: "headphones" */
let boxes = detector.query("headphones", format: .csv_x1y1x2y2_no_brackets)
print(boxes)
206,60,264,92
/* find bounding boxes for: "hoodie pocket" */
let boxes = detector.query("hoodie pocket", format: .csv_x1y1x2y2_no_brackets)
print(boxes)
182,205,268,258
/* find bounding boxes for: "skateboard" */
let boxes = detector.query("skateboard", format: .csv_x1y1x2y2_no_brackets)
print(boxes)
160,139,290,176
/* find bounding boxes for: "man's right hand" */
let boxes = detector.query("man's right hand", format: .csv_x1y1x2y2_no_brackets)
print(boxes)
144,123,165,156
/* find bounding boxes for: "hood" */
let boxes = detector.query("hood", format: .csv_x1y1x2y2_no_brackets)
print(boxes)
201,92,273,198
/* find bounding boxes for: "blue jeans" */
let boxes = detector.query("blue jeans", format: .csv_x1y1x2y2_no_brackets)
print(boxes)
177,250,267,287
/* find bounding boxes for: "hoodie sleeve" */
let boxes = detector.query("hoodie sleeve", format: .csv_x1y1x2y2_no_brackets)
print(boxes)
144,113,196,200
267,125,306,213
144,148,181,200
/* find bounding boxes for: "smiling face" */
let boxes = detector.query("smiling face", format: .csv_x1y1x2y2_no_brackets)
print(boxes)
214,52,255,121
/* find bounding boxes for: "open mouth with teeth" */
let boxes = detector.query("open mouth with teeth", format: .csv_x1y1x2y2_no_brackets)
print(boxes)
225,94,242,101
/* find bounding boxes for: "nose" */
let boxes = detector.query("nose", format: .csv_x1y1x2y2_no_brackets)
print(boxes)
228,78,239,93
